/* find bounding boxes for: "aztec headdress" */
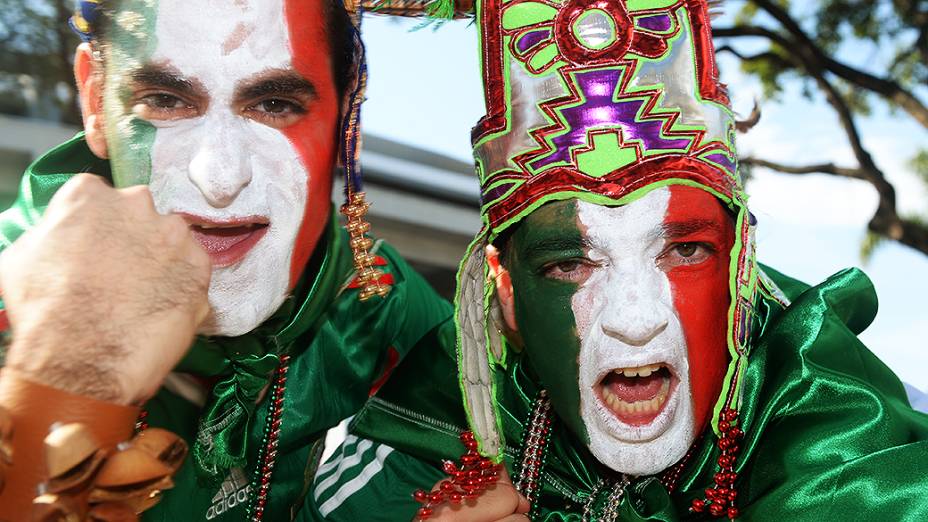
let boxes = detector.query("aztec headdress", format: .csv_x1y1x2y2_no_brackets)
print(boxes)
455,0,761,461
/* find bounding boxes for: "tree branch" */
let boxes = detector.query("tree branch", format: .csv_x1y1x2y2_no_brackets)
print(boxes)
723,3,928,255
740,158,867,180
896,219,928,253
784,44,910,249
743,159,928,253
715,45,794,71
713,25,793,52
713,20,928,128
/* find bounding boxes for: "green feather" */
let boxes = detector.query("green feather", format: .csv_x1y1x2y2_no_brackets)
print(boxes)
361,0,470,29
425,0,456,19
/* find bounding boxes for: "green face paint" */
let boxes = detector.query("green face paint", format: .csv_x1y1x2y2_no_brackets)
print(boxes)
99,0,158,187
86,0,342,339
458,0,758,475
505,199,589,443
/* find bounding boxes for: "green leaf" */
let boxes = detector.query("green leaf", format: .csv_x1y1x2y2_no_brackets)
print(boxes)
911,150,928,187
859,230,885,264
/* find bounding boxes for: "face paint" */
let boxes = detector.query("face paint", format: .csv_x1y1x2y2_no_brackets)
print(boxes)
100,0,338,336
507,201,587,437
506,186,732,476
662,186,733,440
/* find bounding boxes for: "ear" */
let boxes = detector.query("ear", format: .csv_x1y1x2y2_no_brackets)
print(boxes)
74,43,108,159
486,244,518,333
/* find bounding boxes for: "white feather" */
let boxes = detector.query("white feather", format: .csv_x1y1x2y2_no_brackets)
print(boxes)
456,241,502,457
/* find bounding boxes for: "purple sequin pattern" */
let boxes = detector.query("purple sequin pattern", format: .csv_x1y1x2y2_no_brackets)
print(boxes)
527,68,694,171
702,152,737,177
635,14,672,32
516,29,551,53
482,182,516,206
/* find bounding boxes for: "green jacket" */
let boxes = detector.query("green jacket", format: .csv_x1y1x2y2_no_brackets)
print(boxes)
309,267,928,520
0,135,454,521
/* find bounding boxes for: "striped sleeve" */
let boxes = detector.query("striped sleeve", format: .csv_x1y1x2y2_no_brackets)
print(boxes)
300,435,444,521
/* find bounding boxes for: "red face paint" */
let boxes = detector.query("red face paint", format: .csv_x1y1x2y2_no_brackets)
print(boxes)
281,0,341,287
664,185,734,433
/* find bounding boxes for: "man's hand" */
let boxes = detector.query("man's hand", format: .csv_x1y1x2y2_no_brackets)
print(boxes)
424,468,530,522
0,174,211,405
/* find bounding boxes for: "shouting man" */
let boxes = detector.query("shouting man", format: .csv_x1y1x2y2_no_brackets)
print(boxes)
0,0,453,519
310,0,928,520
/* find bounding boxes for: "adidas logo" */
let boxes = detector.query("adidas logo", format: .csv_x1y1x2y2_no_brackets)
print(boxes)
206,467,253,520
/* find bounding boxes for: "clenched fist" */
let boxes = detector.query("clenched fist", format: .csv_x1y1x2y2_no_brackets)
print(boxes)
0,174,211,405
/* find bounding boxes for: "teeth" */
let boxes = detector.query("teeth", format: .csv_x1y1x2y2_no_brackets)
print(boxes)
605,390,619,409
614,363,661,378
600,369,673,419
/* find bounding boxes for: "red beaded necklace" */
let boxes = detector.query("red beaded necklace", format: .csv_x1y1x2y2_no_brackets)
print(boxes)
246,354,291,521
689,407,743,520
412,431,503,519
410,389,733,520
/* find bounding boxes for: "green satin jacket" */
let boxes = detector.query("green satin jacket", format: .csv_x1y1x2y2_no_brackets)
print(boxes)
308,266,928,520
0,135,454,521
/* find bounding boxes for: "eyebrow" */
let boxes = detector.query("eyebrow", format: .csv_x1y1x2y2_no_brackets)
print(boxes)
660,219,722,238
131,64,199,96
521,236,591,259
235,71,317,101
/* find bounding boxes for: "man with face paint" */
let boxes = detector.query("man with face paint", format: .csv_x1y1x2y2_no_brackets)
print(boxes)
306,0,928,520
0,0,456,519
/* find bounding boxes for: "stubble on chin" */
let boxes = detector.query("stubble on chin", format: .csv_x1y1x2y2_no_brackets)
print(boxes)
578,339,697,476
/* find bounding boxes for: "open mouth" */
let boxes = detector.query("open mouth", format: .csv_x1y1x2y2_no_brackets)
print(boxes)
598,364,676,426
186,217,269,267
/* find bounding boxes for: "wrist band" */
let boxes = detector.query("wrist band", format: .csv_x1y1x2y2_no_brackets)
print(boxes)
32,423,187,521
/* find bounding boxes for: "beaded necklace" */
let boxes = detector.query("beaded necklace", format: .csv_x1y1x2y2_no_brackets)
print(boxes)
245,354,291,521
512,390,702,520
579,475,630,522
512,389,553,513
134,356,292,521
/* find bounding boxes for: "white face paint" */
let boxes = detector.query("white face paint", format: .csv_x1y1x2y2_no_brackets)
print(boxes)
145,0,307,336
574,188,695,476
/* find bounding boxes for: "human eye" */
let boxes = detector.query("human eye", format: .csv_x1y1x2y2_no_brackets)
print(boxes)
144,93,186,109
244,98,307,128
656,242,714,271
542,258,597,283
134,92,197,120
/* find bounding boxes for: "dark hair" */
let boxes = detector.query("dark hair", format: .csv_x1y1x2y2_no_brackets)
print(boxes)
91,0,355,96
490,224,517,267
323,0,355,97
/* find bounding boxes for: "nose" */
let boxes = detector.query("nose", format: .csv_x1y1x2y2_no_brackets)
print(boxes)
188,118,252,208
599,271,671,347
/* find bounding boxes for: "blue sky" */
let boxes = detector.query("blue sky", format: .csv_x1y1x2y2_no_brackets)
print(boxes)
359,15,928,390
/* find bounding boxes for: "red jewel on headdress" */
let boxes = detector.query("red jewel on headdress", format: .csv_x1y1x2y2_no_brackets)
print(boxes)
554,0,633,65
411,431,502,520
